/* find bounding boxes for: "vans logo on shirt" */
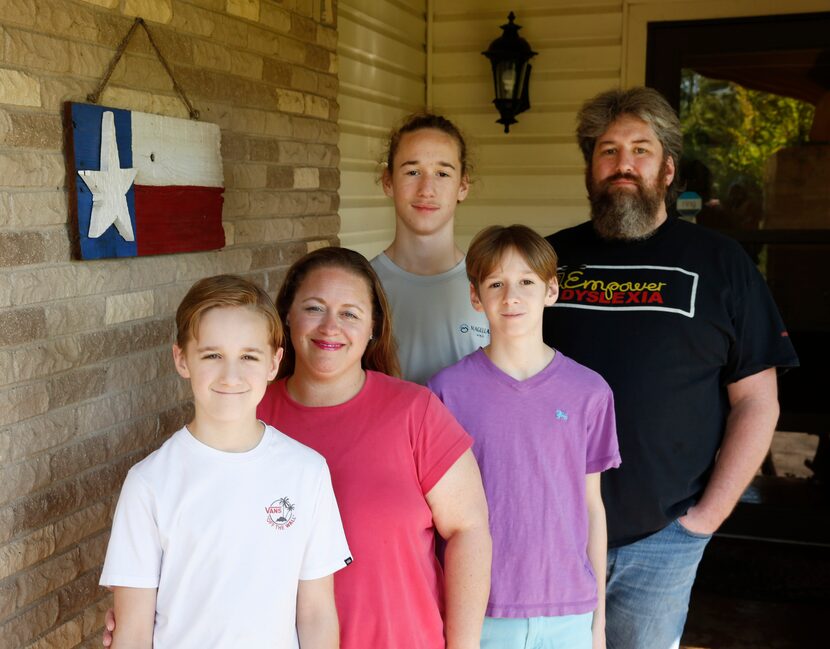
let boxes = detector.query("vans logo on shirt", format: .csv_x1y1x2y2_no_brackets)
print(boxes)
265,497,296,530
555,409,569,421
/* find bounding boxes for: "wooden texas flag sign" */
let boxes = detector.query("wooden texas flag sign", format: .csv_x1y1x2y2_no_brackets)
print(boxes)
65,102,225,260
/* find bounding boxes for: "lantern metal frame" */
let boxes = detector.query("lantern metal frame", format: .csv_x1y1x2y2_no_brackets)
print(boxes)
482,12,537,133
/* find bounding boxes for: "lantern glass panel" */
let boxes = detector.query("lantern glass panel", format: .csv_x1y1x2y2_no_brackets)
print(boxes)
515,62,529,99
495,61,520,100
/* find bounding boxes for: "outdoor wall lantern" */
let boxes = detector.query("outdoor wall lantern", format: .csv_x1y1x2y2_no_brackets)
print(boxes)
482,12,537,133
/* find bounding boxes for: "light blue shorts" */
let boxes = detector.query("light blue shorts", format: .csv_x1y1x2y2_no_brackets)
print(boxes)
481,612,593,649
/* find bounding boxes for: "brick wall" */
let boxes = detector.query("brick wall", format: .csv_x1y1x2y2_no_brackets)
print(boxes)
0,1,339,646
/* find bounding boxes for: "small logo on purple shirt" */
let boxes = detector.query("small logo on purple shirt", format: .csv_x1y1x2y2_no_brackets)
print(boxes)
555,409,568,421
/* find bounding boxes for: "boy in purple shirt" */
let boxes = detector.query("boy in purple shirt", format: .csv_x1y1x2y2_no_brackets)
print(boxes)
429,225,620,649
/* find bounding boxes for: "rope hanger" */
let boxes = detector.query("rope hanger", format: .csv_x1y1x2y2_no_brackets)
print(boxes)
86,17,200,120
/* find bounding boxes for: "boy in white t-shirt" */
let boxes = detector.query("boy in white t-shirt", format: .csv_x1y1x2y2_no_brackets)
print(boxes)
100,275,351,649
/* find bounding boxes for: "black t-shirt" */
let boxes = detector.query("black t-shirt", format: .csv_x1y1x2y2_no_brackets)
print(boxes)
544,217,799,546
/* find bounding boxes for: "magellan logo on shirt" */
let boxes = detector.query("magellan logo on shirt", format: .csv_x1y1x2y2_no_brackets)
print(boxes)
265,497,296,531
555,265,699,317
459,323,490,337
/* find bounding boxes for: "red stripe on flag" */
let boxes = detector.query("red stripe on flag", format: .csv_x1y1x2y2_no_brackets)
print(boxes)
134,185,225,256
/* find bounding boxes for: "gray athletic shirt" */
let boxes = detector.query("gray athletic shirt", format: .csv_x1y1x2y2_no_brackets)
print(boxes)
371,252,490,385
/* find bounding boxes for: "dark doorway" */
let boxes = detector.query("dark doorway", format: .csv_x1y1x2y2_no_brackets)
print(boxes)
646,12,830,649
646,11,830,487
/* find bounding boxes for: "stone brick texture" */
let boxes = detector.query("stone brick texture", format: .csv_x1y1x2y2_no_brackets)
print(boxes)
0,0,340,645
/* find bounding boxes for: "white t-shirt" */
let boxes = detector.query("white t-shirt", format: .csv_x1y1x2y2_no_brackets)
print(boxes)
371,252,490,384
100,425,352,649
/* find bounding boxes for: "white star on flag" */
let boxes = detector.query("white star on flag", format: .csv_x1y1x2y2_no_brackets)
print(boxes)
78,111,138,240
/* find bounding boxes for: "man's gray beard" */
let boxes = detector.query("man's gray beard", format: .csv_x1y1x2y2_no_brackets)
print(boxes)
588,171,667,241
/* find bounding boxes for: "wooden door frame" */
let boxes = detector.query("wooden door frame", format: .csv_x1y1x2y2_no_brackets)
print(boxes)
621,0,830,87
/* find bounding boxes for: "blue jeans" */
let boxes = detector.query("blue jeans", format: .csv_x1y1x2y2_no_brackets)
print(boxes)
481,613,593,649
606,519,712,649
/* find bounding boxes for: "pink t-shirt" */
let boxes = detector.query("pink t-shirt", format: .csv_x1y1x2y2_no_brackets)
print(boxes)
258,371,472,649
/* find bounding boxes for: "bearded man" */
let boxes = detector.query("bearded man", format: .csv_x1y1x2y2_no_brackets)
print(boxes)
543,87,798,649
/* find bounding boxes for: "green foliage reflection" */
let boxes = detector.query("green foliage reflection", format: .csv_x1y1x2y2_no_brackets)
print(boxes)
680,70,815,196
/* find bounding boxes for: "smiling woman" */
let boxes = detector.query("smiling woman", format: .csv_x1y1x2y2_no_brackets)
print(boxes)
274,247,399,387
284,265,375,394
257,246,493,649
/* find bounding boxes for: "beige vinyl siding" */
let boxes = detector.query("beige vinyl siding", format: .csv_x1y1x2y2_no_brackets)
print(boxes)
431,1,623,248
337,0,427,257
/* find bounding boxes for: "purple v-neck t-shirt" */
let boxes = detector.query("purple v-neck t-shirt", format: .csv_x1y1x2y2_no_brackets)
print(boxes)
429,349,620,617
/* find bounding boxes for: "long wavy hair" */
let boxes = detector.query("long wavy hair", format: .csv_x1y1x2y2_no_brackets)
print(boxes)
275,247,400,379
